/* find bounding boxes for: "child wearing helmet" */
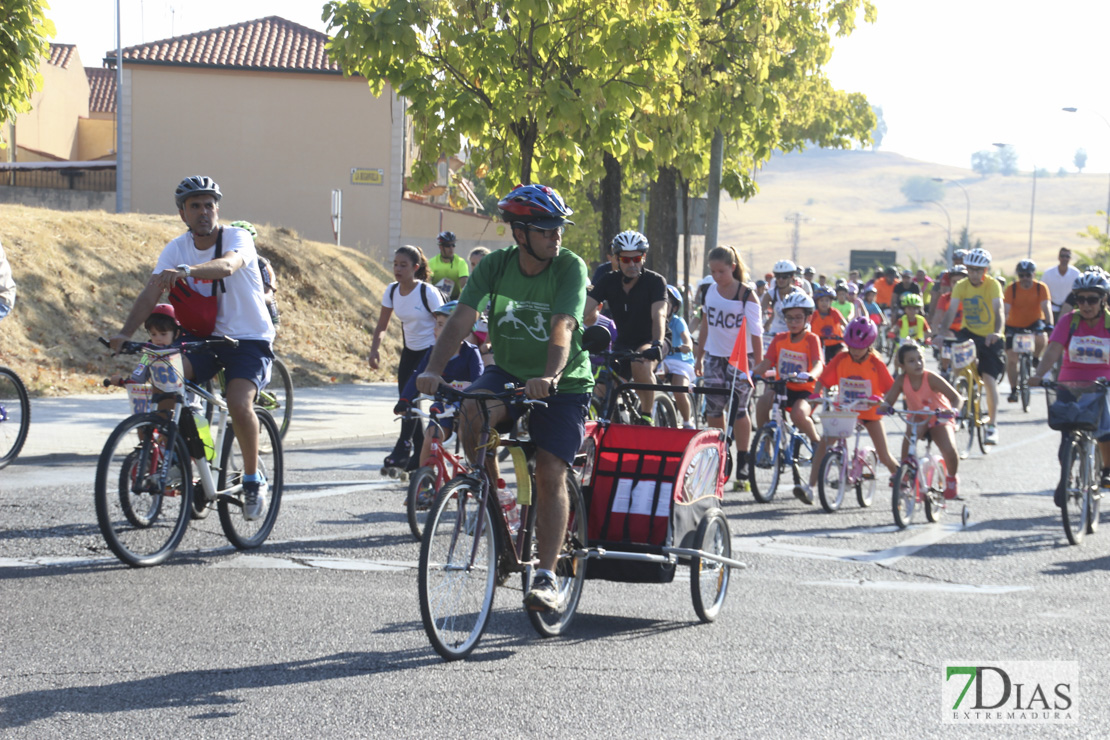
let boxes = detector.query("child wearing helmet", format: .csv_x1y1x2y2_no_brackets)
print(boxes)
751,292,823,494
660,285,697,428
884,343,963,499
896,293,930,343
108,304,183,386
801,317,901,502
762,259,803,335
810,286,847,363
831,283,856,322
396,301,484,470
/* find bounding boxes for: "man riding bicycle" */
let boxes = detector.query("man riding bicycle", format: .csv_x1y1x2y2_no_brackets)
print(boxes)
1003,259,1052,403
427,230,469,300
416,183,592,613
932,247,1005,445
109,176,275,520
585,230,668,421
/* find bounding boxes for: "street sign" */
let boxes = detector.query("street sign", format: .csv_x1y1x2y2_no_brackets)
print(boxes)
350,168,383,185
850,249,897,274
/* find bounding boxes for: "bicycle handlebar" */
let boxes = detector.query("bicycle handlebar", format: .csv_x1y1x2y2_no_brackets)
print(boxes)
432,383,549,409
98,335,239,356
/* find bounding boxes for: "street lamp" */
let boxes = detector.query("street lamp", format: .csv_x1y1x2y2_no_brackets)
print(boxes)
994,142,1035,258
1062,107,1110,236
931,177,970,235
914,199,952,262
891,236,921,266
921,221,948,264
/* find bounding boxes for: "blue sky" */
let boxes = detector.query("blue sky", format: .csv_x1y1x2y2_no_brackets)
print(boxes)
46,0,1110,173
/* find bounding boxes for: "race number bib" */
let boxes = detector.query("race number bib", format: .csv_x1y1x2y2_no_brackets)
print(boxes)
778,347,809,379
837,377,872,406
1068,335,1110,365
1012,333,1035,354
952,340,977,370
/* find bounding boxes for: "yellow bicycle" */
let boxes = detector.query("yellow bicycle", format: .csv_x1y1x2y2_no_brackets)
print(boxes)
950,339,989,458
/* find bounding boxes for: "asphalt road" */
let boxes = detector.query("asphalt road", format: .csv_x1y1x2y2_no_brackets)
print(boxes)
1,387,1107,738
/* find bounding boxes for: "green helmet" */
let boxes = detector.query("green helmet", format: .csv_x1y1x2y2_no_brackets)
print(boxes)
230,220,258,239
900,292,924,308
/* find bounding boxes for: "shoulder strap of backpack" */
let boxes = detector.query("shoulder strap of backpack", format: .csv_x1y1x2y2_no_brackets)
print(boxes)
388,283,397,304
419,283,432,313
211,228,226,296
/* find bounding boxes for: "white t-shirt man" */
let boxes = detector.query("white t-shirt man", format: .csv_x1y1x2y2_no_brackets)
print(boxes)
154,225,274,342
1041,262,1080,314
382,281,443,351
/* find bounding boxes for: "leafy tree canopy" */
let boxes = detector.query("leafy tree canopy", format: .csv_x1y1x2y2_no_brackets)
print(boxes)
0,0,55,139
900,175,944,203
971,150,999,176
1074,147,1087,173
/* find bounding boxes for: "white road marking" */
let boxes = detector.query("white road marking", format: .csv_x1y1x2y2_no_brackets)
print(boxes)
802,579,1030,594
209,554,414,571
732,521,971,565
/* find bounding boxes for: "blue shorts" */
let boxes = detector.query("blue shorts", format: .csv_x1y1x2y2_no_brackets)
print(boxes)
186,338,274,392
464,365,589,465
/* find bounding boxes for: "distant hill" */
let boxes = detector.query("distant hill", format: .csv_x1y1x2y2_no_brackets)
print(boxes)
713,148,1107,279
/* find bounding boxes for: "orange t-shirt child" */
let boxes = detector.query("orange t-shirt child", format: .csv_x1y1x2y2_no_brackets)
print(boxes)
766,330,823,394
810,307,847,348
818,351,893,422
935,293,963,331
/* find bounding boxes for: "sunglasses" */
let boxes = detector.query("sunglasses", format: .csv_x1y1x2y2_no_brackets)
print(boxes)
619,254,644,264
1017,272,1033,278
1074,294,1103,306
528,225,564,238
966,266,987,273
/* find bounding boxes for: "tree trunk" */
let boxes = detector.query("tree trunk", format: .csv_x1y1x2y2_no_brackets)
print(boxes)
646,166,679,285
514,119,538,185
599,152,623,262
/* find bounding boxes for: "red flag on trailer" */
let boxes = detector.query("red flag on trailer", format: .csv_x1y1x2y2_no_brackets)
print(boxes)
727,316,749,375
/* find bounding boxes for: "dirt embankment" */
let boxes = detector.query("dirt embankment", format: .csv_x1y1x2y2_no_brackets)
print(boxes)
0,204,402,395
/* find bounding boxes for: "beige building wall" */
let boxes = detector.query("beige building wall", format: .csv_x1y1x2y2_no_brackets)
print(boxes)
15,51,90,160
124,66,396,260
76,117,115,160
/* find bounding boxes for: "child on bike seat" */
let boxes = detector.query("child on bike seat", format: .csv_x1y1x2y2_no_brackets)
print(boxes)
810,286,847,363
658,285,697,429
897,293,930,343
804,317,900,501
108,304,182,386
396,301,483,469
751,292,823,502
883,343,963,499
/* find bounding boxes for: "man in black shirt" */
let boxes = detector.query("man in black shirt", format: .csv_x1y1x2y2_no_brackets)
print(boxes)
891,268,921,320
585,230,667,420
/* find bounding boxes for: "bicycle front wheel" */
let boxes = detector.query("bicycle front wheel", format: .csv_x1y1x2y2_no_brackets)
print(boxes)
406,465,438,542
525,471,588,638
652,394,679,428
975,383,989,454
1060,438,1090,545
419,477,498,661
217,408,284,549
855,447,878,507
1019,354,1032,412
749,426,781,503
259,356,294,440
0,367,31,469
94,414,192,567
817,447,846,512
892,463,916,529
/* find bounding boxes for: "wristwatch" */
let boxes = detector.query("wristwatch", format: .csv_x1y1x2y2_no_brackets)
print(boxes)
176,264,192,278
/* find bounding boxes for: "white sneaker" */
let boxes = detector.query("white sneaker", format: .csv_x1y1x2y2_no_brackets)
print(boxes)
682,421,695,430
984,425,998,446
793,482,814,505
243,478,268,521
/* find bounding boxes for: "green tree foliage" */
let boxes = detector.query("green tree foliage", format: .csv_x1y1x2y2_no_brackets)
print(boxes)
971,150,999,176
0,0,55,141
900,175,944,203
1074,147,1087,173
996,144,1019,176
1057,166,1069,177
870,104,886,149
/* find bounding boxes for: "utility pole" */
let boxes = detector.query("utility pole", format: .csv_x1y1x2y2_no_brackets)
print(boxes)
784,212,809,265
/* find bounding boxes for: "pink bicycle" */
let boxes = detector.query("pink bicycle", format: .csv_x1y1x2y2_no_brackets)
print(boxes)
405,405,469,541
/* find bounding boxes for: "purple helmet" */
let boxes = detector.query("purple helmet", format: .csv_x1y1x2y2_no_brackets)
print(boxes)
497,184,575,229
843,316,878,349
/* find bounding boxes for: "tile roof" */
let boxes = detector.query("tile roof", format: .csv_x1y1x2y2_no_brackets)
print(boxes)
86,67,117,113
106,16,341,74
48,44,77,69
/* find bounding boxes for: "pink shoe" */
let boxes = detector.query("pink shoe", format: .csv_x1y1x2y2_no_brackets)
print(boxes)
944,475,958,500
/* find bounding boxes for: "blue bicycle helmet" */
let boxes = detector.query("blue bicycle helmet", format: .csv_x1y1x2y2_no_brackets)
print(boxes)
665,284,683,309
813,285,835,300
433,300,458,317
497,184,575,229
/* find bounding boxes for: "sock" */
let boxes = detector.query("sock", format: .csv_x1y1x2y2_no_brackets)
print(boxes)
534,568,556,583
735,449,749,470
243,472,261,483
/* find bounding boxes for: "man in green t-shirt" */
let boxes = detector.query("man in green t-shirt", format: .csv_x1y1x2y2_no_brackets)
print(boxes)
427,231,469,300
933,247,1005,445
417,184,589,614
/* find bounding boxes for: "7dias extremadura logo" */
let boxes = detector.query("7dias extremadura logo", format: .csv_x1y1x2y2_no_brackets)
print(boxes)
942,661,1077,723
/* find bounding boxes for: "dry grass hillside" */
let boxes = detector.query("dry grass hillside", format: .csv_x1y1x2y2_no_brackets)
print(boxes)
0,204,402,396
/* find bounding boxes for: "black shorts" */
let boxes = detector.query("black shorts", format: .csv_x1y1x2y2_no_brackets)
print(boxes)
1004,321,1047,350
823,344,843,363
955,328,1005,381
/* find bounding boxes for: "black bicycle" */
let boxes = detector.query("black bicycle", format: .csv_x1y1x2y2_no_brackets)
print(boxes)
0,366,30,468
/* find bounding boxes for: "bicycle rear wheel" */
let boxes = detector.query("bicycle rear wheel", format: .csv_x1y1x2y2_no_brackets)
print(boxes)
419,476,498,661
892,463,916,529
524,472,588,638
94,414,192,567
406,466,438,542
749,426,781,503
1060,439,1090,545
817,448,846,512
259,356,294,440
652,394,679,428
217,408,284,549
975,383,989,454
1019,354,1032,412
0,367,31,469
690,508,732,623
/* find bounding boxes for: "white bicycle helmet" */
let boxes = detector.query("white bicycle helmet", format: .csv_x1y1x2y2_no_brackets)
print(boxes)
1016,259,1036,274
773,259,797,276
964,248,992,268
952,248,968,261
780,292,815,312
610,230,649,254
1072,270,1109,294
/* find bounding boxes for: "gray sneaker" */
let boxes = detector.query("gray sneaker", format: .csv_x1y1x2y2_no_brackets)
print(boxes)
524,573,560,612
793,482,814,505
243,478,268,521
